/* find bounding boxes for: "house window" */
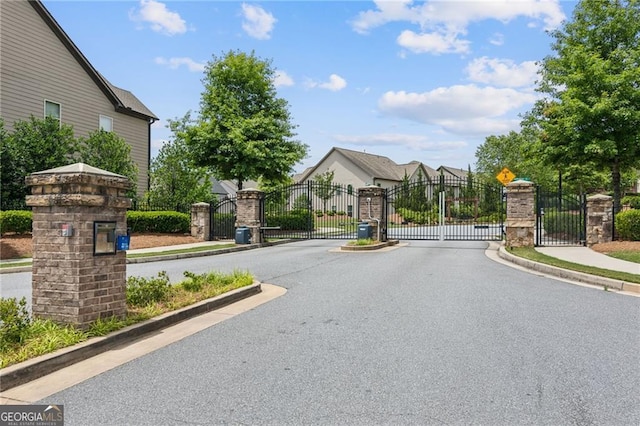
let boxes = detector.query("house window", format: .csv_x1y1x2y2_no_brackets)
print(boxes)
347,185,353,195
347,205,353,217
44,100,61,123
99,115,113,132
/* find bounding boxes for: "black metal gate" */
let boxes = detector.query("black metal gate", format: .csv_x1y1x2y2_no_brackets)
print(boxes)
386,176,505,241
210,197,236,240
535,187,586,246
261,181,359,240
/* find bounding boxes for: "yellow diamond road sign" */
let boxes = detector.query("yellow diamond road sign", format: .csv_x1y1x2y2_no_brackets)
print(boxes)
497,167,516,186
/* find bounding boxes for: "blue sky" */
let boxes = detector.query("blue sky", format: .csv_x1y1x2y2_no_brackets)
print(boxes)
44,0,576,174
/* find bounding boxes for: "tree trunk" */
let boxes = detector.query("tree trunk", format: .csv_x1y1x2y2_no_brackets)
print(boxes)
237,179,243,191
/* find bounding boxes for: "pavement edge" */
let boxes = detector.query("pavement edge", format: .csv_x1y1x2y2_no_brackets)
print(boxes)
0,283,261,392
496,244,640,294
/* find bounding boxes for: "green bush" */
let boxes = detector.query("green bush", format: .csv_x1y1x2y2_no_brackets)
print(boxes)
0,210,32,234
126,211,189,233
397,207,437,225
0,297,31,349
615,210,640,241
622,195,640,210
266,210,313,230
126,271,172,307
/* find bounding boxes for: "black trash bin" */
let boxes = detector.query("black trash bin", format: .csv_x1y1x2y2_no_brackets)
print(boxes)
357,222,372,239
235,227,251,244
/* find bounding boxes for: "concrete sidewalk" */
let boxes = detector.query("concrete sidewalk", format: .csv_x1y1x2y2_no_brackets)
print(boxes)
536,246,640,275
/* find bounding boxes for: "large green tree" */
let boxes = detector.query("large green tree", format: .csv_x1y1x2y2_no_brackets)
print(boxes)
313,169,338,213
183,50,308,190
146,114,215,210
531,0,640,211
0,116,76,209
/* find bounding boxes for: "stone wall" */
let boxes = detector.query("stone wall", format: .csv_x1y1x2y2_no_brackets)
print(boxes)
586,194,613,246
505,181,535,247
25,164,131,328
358,186,386,241
190,202,211,241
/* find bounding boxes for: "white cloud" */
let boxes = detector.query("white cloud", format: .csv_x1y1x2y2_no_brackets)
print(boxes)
130,0,187,36
489,32,504,46
465,57,539,88
351,0,565,55
274,70,294,87
241,3,276,40
155,57,206,72
333,133,467,151
378,85,537,135
397,30,470,55
306,74,347,92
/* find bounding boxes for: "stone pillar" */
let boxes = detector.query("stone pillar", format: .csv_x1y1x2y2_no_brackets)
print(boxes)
191,202,211,241
25,163,131,328
358,186,387,241
236,189,263,243
586,194,613,247
505,180,535,248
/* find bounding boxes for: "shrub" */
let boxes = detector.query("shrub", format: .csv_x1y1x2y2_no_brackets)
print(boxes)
622,195,640,210
266,210,314,230
397,207,437,225
126,211,189,233
0,210,32,234
126,271,172,306
615,210,640,241
0,297,31,349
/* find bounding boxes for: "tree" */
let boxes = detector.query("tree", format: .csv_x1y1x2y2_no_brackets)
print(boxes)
531,0,640,212
183,50,308,190
146,114,215,210
76,129,138,196
0,116,76,208
313,169,338,212
475,130,556,189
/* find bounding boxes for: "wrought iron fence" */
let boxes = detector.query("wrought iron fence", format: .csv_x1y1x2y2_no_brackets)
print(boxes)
535,187,586,246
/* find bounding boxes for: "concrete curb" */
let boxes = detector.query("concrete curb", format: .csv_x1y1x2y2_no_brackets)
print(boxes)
497,246,640,294
0,283,262,392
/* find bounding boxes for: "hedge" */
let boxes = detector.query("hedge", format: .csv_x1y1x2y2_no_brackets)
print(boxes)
126,211,190,234
615,210,640,241
265,210,313,231
0,211,32,234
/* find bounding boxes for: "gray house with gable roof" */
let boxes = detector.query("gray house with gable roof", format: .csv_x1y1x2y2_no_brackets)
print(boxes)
0,0,158,197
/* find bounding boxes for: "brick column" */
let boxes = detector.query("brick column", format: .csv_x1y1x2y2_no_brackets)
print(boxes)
25,163,131,328
236,189,263,243
505,180,535,248
191,202,211,241
358,186,387,241
586,194,613,247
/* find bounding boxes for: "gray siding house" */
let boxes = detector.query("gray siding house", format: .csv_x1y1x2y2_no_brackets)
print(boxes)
0,0,158,197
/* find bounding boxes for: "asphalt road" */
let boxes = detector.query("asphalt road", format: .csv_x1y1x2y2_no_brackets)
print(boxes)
25,240,640,424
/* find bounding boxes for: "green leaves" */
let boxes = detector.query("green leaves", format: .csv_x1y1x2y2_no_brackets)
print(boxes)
185,50,308,189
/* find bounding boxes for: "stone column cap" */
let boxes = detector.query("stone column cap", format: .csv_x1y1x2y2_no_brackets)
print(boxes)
29,162,126,178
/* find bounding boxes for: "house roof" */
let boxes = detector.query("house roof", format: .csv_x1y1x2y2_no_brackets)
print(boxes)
29,0,158,122
301,147,438,183
437,166,469,181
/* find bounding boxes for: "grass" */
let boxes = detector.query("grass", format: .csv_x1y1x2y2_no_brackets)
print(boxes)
507,247,640,284
606,251,640,264
0,269,254,369
126,243,236,259
0,243,237,267
347,238,377,246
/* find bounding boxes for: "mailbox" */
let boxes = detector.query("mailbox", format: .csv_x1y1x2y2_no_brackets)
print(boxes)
94,221,117,255
116,234,130,251
358,222,372,239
